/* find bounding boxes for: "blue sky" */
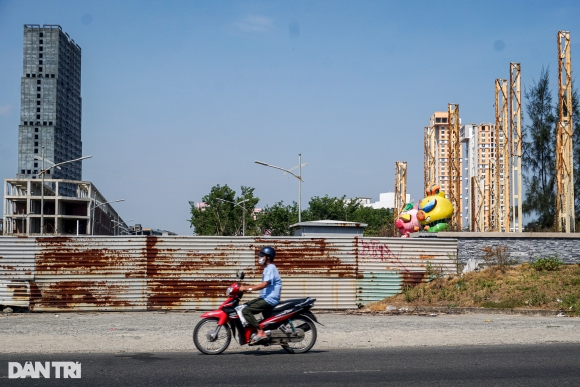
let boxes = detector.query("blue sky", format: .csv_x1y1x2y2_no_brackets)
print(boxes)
0,0,578,234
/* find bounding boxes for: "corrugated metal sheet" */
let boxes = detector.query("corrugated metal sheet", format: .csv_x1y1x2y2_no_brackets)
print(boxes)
0,237,36,307
0,235,457,310
32,236,147,311
356,237,458,304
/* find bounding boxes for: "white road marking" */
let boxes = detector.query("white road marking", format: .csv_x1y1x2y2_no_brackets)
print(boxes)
304,370,381,374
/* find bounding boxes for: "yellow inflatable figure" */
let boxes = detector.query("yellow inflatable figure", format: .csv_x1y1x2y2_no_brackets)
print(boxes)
416,184,454,232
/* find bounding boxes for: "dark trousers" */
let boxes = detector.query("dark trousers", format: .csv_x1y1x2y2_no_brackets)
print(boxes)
242,298,273,329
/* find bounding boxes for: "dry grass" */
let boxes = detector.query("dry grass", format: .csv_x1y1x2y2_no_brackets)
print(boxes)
367,263,580,315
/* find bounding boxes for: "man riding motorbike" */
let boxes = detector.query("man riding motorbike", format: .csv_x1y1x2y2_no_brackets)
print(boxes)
239,246,282,343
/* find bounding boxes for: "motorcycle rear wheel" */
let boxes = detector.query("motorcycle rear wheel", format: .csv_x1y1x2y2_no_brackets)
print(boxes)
193,318,231,355
281,315,317,354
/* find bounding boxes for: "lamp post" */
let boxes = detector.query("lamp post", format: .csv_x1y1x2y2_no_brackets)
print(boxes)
216,198,250,236
37,149,92,235
255,154,305,222
112,219,133,235
91,199,124,235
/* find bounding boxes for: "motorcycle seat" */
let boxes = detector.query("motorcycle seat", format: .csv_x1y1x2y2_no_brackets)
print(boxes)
270,298,309,313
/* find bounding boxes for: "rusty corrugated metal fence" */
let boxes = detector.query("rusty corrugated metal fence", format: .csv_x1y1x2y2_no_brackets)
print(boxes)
0,236,457,311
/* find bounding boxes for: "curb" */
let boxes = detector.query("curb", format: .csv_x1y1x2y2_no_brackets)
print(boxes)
318,307,568,317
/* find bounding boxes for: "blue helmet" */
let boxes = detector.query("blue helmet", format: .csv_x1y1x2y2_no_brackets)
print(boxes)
258,246,276,262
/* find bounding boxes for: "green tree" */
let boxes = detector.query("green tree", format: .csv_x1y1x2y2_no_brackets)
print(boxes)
257,201,299,236
189,185,259,236
303,195,361,221
522,67,557,230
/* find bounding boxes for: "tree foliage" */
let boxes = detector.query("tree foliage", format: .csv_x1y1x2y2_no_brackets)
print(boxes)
522,67,557,230
189,185,259,236
256,195,394,237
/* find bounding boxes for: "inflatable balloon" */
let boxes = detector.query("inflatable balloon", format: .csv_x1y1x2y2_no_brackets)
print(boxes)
416,184,454,232
395,203,421,237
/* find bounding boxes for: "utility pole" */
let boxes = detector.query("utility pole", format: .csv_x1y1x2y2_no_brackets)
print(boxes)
556,31,575,232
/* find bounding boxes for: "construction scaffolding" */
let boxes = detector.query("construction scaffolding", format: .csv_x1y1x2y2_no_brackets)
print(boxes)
488,157,497,231
423,126,437,194
394,161,407,235
510,63,523,232
447,104,461,229
494,79,510,232
556,31,575,232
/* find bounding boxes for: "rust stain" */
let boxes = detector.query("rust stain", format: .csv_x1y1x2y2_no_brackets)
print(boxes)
0,265,16,270
252,238,357,278
146,236,159,277
419,255,435,260
147,279,231,309
36,237,145,277
30,280,135,309
7,284,29,300
400,271,426,288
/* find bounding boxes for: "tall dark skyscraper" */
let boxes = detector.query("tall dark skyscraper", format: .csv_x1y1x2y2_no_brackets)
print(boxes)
17,24,82,182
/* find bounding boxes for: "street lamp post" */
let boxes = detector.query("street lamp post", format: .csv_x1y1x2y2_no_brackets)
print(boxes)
255,155,305,222
91,199,124,235
216,198,250,236
112,219,133,235
37,150,92,235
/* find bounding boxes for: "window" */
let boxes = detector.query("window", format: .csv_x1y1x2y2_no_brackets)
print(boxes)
27,170,31,174
436,118,442,123
39,53,43,58
39,33,43,37
36,114,40,119
37,94,40,98
51,74,55,78
43,122,47,125
34,142,38,146
35,128,39,132
37,80,41,84
34,162,38,167
33,170,38,174
32,74,36,77
21,170,25,174
39,47,43,51
49,121,52,125
39,60,43,65
37,87,41,91
36,108,40,112
39,39,43,44
34,149,38,154
26,74,30,77
47,170,50,175
39,67,43,72
37,101,41,105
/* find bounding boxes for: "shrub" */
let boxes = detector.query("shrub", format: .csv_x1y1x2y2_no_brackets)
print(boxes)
530,257,563,271
480,245,517,271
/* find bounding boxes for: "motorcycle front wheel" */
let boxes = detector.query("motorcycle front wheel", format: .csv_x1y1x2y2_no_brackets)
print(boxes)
281,315,317,354
193,318,231,355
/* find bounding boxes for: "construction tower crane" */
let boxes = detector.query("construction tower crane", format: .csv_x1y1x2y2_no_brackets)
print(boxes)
394,161,407,235
423,126,436,194
556,31,575,232
447,104,461,229
510,63,523,233
494,79,510,232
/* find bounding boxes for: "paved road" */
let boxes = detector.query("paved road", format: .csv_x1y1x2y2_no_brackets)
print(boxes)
2,344,579,386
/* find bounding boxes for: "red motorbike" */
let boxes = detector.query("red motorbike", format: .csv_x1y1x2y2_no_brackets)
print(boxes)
193,272,320,355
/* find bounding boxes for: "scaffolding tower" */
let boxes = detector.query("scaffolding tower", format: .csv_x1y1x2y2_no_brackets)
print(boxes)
470,176,485,232
494,79,510,232
556,31,575,232
447,104,461,229
394,161,407,235
510,63,523,232
424,126,437,194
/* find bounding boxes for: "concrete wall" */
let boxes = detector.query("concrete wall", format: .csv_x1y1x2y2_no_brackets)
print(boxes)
435,232,580,265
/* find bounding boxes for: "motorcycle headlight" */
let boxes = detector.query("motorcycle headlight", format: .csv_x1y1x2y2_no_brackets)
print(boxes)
225,286,233,296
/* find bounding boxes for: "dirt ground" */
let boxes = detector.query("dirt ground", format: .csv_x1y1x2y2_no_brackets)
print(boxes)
1,310,580,354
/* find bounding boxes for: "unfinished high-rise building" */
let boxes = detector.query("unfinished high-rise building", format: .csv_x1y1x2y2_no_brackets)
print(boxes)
17,25,82,185
461,123,495,231
425,111,462,228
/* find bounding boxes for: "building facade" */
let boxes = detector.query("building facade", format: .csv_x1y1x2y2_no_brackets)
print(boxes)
17,25,82,184
428,112,462,227
460,123,496,231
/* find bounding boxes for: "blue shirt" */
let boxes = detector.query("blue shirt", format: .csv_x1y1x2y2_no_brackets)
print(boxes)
260,264,282,306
